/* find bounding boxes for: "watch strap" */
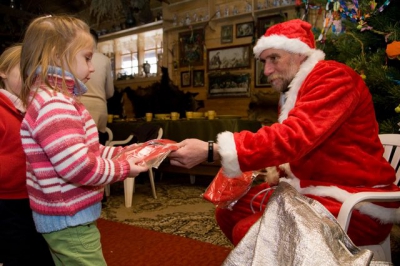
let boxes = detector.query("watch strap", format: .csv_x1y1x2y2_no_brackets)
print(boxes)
207,141,214,163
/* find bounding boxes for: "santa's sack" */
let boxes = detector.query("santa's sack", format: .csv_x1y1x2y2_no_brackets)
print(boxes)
222,181,390,266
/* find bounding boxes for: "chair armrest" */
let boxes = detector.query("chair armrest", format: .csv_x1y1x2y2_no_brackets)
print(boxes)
108,134,135,146
337,191,400,232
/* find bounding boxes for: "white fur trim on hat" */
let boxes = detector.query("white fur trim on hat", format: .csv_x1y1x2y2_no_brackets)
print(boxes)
253,35,313,58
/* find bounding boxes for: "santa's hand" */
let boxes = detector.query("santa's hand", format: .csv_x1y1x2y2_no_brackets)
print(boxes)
169,139,208,169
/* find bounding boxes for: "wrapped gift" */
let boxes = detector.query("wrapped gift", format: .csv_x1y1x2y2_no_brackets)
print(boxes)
115,139,179,168
203,168,255,209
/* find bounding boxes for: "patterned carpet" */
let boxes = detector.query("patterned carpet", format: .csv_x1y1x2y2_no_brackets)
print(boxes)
100,173,234,248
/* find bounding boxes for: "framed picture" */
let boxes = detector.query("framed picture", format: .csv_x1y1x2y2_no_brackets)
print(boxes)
208,73,250,98
255,59,270,87
207,45,251,71
257,14,286,38
193,70,205,87
181,71,191,87
221,25,233,44
236,22,254,38
179,29,204,67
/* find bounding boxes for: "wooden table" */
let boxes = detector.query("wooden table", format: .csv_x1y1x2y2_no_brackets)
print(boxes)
107,118,262,142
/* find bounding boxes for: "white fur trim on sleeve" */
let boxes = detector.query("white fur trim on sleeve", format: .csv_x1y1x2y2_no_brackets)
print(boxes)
217,131,242,178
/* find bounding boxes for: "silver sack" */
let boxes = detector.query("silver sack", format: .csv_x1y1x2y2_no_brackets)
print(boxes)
222,181,391,266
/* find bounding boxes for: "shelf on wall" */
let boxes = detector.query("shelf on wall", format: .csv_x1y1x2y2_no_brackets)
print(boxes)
165,4,298,32
99,20,163,41
168,0,197,8
163,21,209,32
211,4,297,24
211,12,253,23
253,4,297,19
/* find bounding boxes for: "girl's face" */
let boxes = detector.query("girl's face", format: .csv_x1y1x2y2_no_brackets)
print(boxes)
66,45,95,83
0,64,22,95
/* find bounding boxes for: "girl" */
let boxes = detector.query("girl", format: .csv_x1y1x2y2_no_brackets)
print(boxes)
19,16,148,266
0,45,55,265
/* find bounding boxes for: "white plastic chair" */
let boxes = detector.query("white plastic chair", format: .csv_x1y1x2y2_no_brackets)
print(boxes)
105,127,134,147
104,126,163,207
337,134,400,262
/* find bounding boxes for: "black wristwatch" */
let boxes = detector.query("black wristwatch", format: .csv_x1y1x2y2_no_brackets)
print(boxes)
207,141,214,163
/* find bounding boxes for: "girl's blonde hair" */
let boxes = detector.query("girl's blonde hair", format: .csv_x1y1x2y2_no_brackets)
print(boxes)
20,15,94,107
0,45,22,90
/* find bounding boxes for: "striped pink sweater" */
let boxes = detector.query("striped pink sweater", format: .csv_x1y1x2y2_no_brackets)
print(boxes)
21,76,130,216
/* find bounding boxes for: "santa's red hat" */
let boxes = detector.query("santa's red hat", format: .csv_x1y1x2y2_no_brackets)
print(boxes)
253,19,316,58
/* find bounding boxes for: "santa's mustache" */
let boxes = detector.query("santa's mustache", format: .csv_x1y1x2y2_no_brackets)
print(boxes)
267,75,284,83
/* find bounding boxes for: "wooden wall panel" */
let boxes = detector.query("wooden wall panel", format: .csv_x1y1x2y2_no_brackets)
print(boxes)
113,1,300,120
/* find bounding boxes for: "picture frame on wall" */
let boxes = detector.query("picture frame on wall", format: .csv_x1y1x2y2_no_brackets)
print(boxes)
178,29,204,67
236,22,254,38
257,14,286,38
255,59,270,87
193,70,205,87
207,45,251,71
208,73,250,98
221,25,233,44
181,71,191,87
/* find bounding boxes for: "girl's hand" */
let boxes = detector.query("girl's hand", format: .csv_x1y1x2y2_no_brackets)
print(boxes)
127,157,149,177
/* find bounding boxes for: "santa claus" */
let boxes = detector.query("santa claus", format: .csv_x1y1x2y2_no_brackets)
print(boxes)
169,19,400,247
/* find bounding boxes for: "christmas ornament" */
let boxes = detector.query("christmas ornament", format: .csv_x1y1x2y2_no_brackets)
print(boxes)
339,0,359,22
386,41,400,60
375,0,391,14
359,70,366,80
395,104,400,113
370,0,377,10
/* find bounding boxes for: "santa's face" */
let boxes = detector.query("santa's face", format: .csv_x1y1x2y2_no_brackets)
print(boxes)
259,49,305,93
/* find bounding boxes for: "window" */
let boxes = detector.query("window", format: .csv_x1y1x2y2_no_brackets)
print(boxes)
99,28,163,80
142,30,163,75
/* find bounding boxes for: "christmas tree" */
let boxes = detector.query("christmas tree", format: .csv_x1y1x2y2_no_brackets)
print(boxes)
309,0,400,133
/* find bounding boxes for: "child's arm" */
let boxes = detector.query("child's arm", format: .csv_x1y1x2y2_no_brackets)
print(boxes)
26,98,141,186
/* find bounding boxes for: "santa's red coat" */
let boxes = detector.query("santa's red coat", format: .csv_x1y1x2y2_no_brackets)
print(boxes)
216,50,400,246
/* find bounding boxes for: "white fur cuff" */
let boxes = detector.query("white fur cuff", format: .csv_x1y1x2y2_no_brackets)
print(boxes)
217,131,242,178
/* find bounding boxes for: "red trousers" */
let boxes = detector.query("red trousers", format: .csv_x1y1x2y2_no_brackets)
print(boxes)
215,183,392,246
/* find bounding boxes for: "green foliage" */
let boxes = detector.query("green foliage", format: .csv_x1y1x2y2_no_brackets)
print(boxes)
83,0,124,25
316,0,400,133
